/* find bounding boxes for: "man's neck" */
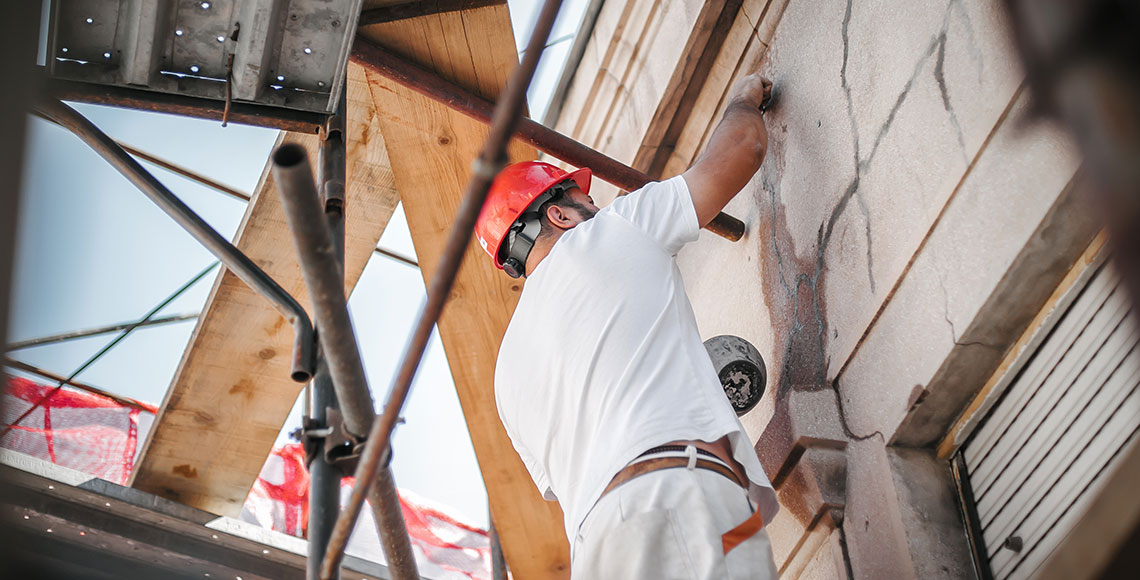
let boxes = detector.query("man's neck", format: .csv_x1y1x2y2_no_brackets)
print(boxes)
524,232,561,277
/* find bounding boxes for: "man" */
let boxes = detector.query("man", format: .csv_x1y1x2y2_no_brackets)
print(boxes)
475,74,779,579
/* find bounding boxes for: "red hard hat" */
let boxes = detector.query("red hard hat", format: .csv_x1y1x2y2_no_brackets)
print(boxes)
475,161,592,269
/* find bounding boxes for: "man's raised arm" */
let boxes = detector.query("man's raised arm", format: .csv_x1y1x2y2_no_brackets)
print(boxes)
683,74,773,227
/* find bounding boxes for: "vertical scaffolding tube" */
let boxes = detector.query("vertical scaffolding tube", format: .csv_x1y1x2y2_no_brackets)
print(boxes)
308,359,342,580
307,96,348,580
275,130,420,579
318,0,565,576
489,516,507,580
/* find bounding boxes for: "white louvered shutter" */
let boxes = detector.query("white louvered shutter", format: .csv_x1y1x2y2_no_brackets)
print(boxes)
962,262,1140,580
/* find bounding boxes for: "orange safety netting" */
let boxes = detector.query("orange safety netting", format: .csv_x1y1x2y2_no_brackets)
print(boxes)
1,377,492,579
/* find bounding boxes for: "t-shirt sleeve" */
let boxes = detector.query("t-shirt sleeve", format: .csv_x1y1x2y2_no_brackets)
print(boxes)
606,174,701,255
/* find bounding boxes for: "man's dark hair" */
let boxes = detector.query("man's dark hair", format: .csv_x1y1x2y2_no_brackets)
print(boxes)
535,186,592,241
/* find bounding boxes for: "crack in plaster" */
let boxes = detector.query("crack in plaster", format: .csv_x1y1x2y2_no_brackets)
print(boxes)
761,0,994,443
818,0,970,439
934,6,971,165
934,253,962,344
932,245,1005,351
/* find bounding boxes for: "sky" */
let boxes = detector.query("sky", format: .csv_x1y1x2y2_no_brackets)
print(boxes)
9,0,592,531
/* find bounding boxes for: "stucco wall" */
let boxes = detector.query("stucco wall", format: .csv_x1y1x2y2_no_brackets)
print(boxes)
553,0,1099,577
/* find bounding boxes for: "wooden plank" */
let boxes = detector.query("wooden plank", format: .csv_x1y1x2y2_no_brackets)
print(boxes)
630,0,743,178
358,5,571,579
661,0,788,178
360,0,506,26
130,62,399,516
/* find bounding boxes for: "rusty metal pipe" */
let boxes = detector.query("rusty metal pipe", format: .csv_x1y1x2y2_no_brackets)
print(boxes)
272,144,375,439
349,37,746,242
6,312,199,351
4,358,154,413
370,465,420,579
320,0,567,576
34,98,315,382
273,143,420,580
307,94,347,580
44,73,325,134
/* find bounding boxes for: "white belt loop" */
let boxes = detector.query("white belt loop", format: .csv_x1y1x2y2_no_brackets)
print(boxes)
685,444,698,470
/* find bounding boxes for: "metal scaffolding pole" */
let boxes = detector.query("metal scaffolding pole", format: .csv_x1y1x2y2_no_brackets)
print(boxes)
319,0,565,576
2,261,218,438
43,72,327,134
5,312,199,351
306,95,349,580
4,358,154,413
349,35,747,242
274,131,419,578
32,99,316,383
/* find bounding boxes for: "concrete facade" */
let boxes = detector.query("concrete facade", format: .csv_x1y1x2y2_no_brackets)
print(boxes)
552,0,1101,577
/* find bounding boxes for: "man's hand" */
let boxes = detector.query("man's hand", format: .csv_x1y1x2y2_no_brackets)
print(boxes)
683,74,773,227
728,74,774,111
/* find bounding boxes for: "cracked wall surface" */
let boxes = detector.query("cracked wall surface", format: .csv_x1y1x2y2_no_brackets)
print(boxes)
552,0,1098,577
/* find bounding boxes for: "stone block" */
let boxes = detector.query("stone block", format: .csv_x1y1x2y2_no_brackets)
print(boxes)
755,388,848,484
768,446,847,571
837,92,1090,443
887,447,977,580
843,438,918,580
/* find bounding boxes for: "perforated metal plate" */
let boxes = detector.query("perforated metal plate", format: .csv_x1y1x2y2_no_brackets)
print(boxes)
47,0,365,114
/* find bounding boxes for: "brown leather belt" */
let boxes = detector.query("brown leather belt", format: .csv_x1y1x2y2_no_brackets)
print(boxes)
599,449,764,555
601,455,745,499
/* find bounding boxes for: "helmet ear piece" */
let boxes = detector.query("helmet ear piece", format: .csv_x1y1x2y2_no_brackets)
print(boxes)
502,257,525,279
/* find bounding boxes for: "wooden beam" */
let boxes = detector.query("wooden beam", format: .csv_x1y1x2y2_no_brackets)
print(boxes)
358,5,570,579
359,0,506,26
630,0,743,178
130,63,399,516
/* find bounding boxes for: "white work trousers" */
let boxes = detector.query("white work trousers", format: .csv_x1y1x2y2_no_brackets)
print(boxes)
571,465,778,579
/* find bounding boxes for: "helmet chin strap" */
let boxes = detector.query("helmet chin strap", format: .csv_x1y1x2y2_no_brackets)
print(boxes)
502,217,541,278
500,181,571,279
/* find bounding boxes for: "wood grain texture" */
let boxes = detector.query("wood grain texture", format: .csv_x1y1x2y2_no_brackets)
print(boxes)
358,5,571,579
661,0,788,178
630,0,743,178
130,63,399,515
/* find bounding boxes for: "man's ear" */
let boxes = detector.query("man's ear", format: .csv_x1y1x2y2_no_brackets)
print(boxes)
545,204,575,230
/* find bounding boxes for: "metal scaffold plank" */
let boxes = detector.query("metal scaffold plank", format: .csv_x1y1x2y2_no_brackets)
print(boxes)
129,62,399,516
357,4,571,579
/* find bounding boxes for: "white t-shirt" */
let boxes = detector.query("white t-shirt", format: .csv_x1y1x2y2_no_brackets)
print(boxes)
494,175,779,550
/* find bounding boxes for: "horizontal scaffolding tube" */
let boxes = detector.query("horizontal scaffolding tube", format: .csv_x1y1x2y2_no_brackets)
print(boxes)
349,37,746,241
5,312,199,351
34,99,316,382
43,73,326,134
4,358,154,413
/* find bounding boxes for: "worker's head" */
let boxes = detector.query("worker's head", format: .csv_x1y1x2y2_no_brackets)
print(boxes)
475,161,594,278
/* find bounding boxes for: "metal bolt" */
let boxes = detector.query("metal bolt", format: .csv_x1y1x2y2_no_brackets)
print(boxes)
1003,535,1023,553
